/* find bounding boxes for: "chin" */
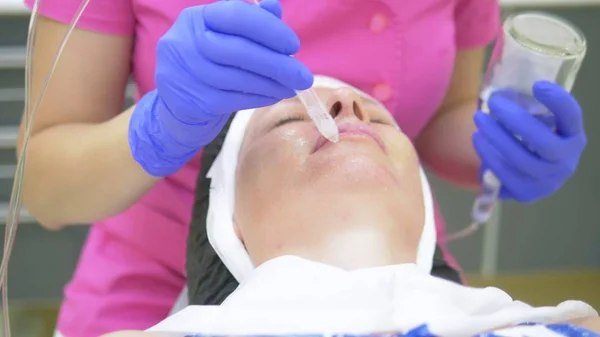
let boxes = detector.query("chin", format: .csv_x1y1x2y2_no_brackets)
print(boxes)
306,149,401,189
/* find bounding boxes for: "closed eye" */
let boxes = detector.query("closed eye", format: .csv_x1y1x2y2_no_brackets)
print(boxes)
273,116,392,129
370,118,395,126
274,115,305,128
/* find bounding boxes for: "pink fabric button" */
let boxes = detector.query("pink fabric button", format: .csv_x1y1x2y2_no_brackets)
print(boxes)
369,13,388,33
373,83,392,102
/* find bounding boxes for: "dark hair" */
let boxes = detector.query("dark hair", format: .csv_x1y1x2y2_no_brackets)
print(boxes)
186,113,462,305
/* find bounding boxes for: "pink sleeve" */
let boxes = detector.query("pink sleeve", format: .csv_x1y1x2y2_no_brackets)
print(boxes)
23,0,135,35
454,0,501,49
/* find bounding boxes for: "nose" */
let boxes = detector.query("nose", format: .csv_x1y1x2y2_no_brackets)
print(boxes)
326,88,369,123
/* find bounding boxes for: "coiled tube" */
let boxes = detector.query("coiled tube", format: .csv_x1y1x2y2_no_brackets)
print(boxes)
443,171,501,242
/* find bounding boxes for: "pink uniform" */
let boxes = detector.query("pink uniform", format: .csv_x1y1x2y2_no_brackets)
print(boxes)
25,0,499,336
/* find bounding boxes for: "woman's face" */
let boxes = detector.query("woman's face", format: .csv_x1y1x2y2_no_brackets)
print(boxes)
234,87,425,265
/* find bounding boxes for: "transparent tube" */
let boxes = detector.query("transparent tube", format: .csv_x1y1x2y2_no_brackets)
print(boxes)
296,88,339,142
250,0,338,142
444,12,587,242
0,1,92,336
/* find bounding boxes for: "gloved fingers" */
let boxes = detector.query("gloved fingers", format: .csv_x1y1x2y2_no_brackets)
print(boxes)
473,132,514,187
487,91,564,162
258,0,283,19
498,185,515,200
502,173,562,202
194,54,296,99
474,111,549,177
158,79,279,120
533,80,584,138
475,132,562,203
199,30,313,91
202,1,300,55
203,87,281,114
473,132,533,202
233,0,283,19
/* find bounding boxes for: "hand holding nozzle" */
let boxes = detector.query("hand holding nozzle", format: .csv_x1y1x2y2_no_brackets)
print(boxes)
129,0,315,177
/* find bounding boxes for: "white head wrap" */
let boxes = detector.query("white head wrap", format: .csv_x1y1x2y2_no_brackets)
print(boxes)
206,75,437,283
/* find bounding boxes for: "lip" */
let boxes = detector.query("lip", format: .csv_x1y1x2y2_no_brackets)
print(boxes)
313,123,386,153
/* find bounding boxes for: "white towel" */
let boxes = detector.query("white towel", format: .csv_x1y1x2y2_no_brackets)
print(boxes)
148,256,597,337
205,75,437,284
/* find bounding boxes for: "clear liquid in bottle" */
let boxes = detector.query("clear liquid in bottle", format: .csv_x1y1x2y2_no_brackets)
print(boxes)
480,86,557,131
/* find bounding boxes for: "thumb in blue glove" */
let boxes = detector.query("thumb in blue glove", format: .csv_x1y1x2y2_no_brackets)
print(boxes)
129,0,313,177
473,81,587,202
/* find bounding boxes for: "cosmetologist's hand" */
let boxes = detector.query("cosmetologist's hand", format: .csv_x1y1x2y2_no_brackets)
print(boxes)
129,0,313,176
473,80,587,202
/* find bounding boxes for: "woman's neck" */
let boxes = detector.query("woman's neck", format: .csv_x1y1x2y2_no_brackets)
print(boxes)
299,225,418,270
246,202,422,271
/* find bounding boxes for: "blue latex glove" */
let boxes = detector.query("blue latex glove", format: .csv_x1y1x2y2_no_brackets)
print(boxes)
473,81,587,203
129,0,313,176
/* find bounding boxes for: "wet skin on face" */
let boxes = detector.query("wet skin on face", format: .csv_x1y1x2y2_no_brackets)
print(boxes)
234,87,425,270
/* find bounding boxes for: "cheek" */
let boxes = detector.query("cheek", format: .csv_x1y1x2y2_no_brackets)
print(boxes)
241,130,311,179
383,134,425,224
235,131,312,220
385,133,422,182
280,128,312,158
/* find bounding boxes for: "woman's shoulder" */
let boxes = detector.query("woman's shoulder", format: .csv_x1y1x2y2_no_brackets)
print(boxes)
25,0,137,35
